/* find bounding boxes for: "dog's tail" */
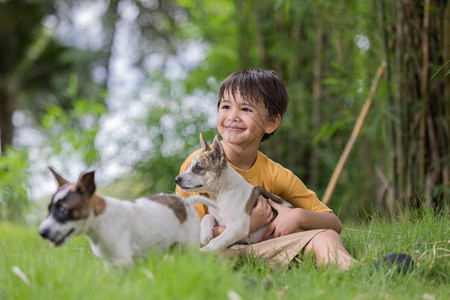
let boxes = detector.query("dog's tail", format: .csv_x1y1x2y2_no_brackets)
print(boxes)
183,195,218,209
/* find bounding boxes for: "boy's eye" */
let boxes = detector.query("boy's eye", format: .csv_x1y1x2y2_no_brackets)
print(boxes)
193,164,204,173
242,107,252,112
221,105,230,110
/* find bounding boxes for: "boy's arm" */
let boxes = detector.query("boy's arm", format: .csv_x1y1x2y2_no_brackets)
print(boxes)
261,199,342,240
213,226,225,237
294,208,342,233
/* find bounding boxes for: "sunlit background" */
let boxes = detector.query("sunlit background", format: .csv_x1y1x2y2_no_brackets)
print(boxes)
1,0,448,224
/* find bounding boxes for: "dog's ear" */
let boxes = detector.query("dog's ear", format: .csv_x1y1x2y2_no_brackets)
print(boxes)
77,170,96,195
49,167,70,187
199,133,211,151
210,136,226,165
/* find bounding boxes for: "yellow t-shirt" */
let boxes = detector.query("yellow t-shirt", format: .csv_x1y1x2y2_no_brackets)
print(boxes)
176,148,332,219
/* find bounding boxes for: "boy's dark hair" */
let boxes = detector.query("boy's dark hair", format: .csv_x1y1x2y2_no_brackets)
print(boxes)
218,68,289,141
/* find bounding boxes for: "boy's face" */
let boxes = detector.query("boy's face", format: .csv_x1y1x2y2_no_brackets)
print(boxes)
217,89,279,147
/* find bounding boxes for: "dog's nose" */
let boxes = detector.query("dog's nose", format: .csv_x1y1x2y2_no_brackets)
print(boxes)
39,228,49,239
174,176,181,185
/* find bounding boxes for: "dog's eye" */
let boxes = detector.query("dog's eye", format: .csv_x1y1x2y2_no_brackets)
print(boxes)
193,164,204,173
55,203,68,215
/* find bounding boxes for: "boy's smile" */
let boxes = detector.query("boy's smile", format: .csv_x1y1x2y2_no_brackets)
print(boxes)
223,123,246,132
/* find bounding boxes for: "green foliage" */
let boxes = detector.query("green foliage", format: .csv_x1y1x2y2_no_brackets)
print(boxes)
40,76,107,168
1,206,448,299
175,0,239,91
0,149,30,221
0,0,108,154
1,0,447,222
131,72,217,197
431,60,450,79
171,0,389,219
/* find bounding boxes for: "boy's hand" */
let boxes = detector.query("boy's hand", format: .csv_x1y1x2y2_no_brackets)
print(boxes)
249,195,273,233
262,199,300,241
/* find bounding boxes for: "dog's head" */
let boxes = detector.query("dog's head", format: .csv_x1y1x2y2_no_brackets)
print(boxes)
175,133,227,194
38,167,106,247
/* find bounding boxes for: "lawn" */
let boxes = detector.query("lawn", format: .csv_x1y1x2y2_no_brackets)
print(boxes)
0,207,448,300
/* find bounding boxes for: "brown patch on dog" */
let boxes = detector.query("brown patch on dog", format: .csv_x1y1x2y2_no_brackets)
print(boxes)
257,188,285,205
72,206,88,219
62,188,92,220
244,187,263,215
148,194,187,223
64,185,106,219
57,183,71,192
64,181,104,217
199,154,224,178
244,186,285,216
93,195,106,216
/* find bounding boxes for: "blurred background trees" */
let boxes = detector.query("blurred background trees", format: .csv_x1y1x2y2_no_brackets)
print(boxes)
0,0,448,222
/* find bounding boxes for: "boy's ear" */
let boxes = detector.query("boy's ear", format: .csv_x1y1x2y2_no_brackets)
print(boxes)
77,170,96,196
210,136,226,165
265,114,282,135
199,133,211,151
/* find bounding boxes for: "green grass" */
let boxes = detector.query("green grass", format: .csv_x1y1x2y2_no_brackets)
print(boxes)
1,207,449,300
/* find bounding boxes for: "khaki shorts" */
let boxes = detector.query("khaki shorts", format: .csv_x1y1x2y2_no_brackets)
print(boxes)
220,229,327,266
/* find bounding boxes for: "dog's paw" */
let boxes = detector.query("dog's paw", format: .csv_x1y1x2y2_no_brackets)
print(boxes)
200,230,214,246
200,214,215,246
200,244,216,252
199,246,209,252
111,257,133,271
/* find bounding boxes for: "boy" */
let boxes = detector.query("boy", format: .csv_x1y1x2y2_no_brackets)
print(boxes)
176,68,410,271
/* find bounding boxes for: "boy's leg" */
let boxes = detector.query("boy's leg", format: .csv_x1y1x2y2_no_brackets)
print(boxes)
220,229,327,265
303,229,356,270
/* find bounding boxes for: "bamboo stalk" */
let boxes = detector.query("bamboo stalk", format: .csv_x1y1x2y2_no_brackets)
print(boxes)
322,61,387,205
310,14,323,188
443,4,450,199
395,0,405,205
420,0,430,191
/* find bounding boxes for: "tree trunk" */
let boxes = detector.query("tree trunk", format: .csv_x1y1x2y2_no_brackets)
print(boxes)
442,3,450,201
421,0,431,205
236,0,252,67
380,0,397,212
0,83,13,155
253,0,267,65
394,0,406,207
388,0,449,208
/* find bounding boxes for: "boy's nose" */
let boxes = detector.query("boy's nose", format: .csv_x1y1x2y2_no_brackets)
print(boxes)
227,108,240,121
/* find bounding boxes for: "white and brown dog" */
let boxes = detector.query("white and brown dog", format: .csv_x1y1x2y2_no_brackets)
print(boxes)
175,134,294,252
39,167,217,267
